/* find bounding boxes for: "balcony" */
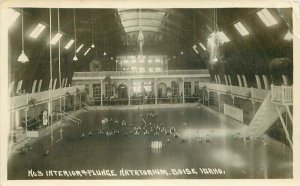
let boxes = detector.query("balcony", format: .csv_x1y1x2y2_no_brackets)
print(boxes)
271,85,293,105
10,85,85,110
199,83,291,105
73,69,210,80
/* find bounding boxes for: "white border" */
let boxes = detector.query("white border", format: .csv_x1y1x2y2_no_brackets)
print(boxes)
1,0,300,186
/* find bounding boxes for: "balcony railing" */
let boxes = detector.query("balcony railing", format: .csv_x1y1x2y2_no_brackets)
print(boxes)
73,69,209,78
203,83,269,101
205,83,292,105
10,85,85,110
231,86,251,98
271,85,293,105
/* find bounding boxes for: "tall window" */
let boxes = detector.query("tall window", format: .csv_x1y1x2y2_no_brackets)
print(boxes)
85,84,89,95
194,82,199,96
133,82,142,93
105,83,113,97
92,84,101,98
184,82,191,97
171,81,179,95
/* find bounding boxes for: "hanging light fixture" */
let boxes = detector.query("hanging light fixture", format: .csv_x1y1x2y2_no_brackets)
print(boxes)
18,9,29,63
207,9,222,64
137,8,144,56
103,30,106,56
73,9,78,61
91,9,95,48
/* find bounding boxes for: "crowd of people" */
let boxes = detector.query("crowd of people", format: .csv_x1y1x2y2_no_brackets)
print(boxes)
78,110,215,148
21,110,51,131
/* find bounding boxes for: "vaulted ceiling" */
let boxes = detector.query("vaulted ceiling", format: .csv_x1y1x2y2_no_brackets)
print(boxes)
8,8,293,91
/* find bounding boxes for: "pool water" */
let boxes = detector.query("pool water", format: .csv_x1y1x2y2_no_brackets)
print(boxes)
7,106,292,179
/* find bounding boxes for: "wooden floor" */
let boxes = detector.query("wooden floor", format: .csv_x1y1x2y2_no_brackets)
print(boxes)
7,107,292,179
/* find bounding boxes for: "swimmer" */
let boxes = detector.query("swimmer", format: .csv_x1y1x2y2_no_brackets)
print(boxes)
114,120,119,125
183,122,188,127
198,137,202,143
170,126,175,133
134,130,139,135
174,132,179,138
80,133,86,138
98,130,104,135
154,131,159,136
234,135,238,140
44,149,49,156
205,135,211,143
88,131,93,136
121,120,127,126
167,139,171,143
144,130,149,135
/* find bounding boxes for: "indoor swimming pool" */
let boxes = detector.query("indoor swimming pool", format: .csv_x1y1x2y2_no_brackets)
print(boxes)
7,106,293,179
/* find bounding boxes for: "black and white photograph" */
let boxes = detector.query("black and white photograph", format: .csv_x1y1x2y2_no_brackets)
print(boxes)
1,0,300,185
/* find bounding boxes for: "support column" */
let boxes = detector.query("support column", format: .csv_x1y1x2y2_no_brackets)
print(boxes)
251,101,255,115
285,105,293,124
128,79,131,106
231,96,235,106
207,91,210,107
182,77,185,104
154,78,157,104
79,92,81,109
202,90,204,105
48,90,53,144
218,93,221,112
100,79,103,106
275,105,293,150
74,93,76,111
64,87,66,112
25,108,28,133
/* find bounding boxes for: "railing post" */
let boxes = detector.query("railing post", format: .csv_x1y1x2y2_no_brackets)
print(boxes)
251,87,254,101
281,85,285,104
271,84,273,101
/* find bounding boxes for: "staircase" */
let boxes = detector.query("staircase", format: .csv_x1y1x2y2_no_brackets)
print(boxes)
59,111,81,126
244,92,285,138
81,102,97,111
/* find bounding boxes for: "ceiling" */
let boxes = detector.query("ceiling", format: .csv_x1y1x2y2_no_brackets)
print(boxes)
8,8,293,91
